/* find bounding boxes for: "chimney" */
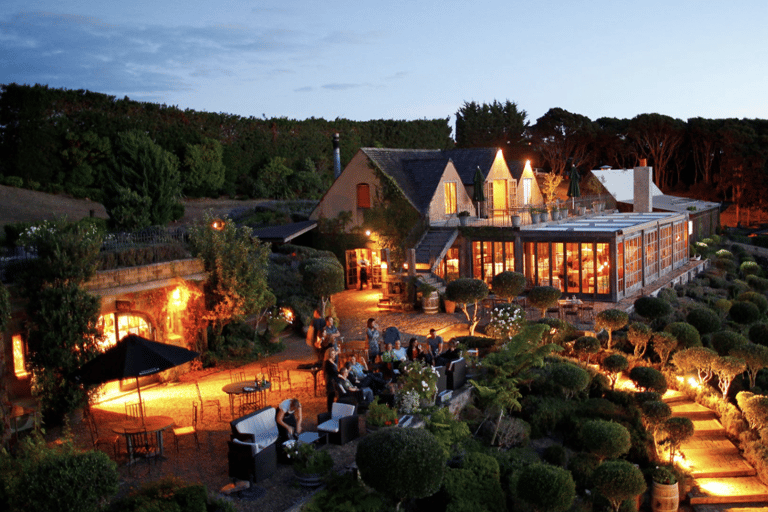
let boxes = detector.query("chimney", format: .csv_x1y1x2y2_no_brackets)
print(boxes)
332,133,341,179
633,163,652,213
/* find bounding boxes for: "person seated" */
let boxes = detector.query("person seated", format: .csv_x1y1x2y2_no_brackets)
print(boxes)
275,398,303,442
335,367,373,404
435,340,462,367
407,337,433,365
379,342,399,381
345,356,387,394
380,343,397,363
392,340,407,362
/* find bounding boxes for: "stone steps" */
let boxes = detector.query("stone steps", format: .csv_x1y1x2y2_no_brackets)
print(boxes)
670,402,718,420
690,476,768,505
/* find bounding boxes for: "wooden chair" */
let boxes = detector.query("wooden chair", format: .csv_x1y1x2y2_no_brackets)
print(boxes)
126,429,159,474
86,410,120,459
172,402,200,452
239,390,266,416
125,401,144,420
230,371,246,383
195,381,222,422
267,363,291,394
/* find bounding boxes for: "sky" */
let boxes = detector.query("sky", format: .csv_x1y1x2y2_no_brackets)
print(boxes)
2,1,768,136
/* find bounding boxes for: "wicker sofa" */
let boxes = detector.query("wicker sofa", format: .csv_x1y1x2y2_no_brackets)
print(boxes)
317,402,358,445
227,406,279,483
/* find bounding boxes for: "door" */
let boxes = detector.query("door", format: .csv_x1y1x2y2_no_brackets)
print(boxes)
492,180,508,217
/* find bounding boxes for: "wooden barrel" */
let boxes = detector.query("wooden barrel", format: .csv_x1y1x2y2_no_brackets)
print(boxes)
652,481,679,512
422,291,439,314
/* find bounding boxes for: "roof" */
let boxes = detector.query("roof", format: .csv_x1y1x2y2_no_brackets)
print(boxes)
251,220,317,243
531,211,684,235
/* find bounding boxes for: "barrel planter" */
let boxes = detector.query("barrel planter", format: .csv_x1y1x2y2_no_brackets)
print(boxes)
652,481,679,512
294,471,325,488
422,291,439,315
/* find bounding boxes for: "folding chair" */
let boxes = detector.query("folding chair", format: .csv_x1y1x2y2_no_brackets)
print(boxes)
195,381,222,422
172,402,200,452
268,363,291,394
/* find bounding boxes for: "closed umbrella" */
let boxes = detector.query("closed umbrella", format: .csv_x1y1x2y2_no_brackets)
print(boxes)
473,167,486,203
567,165,581,209
75,334,199,424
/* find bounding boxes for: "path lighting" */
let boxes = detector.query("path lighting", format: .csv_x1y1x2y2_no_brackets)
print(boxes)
211,219,225,231
365,230,371,236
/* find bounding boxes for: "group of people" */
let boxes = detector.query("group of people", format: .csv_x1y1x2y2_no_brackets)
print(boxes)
367,319,461,369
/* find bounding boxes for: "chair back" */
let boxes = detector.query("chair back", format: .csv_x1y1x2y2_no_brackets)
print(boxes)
86,413,99,444
331,402,356,419
126,401,144,419
195,381,204,402
191,402,198,429
231,371,246,383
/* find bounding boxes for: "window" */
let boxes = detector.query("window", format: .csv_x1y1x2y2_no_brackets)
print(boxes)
472,241,515,284
356,183,371,209
625,236,642,290
673,221,687,265
645,230,658,281
523,178,532,205
444,182,457,215
659,224,673,273
13,334,28,377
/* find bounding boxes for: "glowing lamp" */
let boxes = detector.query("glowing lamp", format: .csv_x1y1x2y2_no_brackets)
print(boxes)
365,230,371,236
211,219,225,231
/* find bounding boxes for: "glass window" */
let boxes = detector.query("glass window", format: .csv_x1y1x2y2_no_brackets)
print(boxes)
444,182,457,215
504,242,515,273
625,236,642,289
537,243,550,286
523,178,532,205
13,334,28,377
645,230,658,280
524,242,535,287
582,243,595,294
566,243,579,293
673,221,687,264
596,243,610,294
552,243,564,291
356,183,371,208
660,224,673,272
617,242,624,293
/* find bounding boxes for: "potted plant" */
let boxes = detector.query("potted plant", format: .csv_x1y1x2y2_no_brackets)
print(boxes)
441,293,456,314
458,210,470,226
284,440,334,487
529,207,540,223
398,360,439,408
511,213,522,227
366,397,399,433
651,466,679,512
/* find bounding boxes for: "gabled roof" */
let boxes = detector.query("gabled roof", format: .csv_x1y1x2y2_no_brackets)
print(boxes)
401,158,451,214
251,220,317,243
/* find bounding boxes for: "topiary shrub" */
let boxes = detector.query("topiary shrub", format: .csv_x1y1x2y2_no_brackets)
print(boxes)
738,291,768,314
356,427,446,505
568,452,601,491
730,301,762,325
491,271,527,301
711,330,748,356
543,444,567,467
442,452,505,512
111,476,229,512
515,462,575,512
592,460,647,512
672,347,718,385
527,286,562,318
652,331,678,368
633,296,672,324
740,260,762,278
658,416,694,464
579,419,631,461
603,353,629,390
446,278,489,336
629,366,667,394
627,322,653,358
747,274,768,293
713,298,732,319
574,336,601,365
663,322,701,349
686,307,722,335
595,309,629,351
658,287,678,304
550,362,591,400
749,323,768,346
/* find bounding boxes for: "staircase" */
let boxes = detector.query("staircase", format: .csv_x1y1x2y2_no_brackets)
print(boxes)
412,228,458,294
663,391,768,510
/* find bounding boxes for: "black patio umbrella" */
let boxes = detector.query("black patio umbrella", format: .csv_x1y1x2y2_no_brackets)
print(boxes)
76,334,199,424
567,165,581,208
472,166,486,203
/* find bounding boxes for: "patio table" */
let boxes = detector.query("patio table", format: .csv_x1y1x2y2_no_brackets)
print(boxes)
295,366,322,397
222,381,271,417
111,415,175,459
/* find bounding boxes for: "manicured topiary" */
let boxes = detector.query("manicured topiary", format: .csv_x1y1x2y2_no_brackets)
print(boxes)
515,462,576,512
595,309,629,351
747,274,768,293
658,416,694,463
739,292,768,314
730,301,762,325
731,343,768,389
527,285,562,318
672,347,718,384
712,356,748,400
491,271,527,301
356,427,446,504
633,296,672,323
629,366,667,394
550,362,590,400
740,260,762,278
652,331,678,368
711,330,748,356
749,323,768,346
574,336,601,365
686,307,722,335
714,298,732,319
602,354,628,390
543,444,567,467
741,394,768,430
446,278,489,336
568,452,601,491
592,460,647,512
641,400,672,433
663,322,701,349
627,322,653,358
579,419,631,461
442,452,505,512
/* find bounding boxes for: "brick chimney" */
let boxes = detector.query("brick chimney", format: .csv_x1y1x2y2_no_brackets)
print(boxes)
332,133,341,179
633,162,652,213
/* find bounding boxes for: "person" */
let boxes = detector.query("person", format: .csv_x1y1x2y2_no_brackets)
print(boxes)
346,355,387,393
366,318,381,364
392,339,407,362
380,343,396,363
323,346,339,412
426,328,444,359
275,398,302,442
321,316,341,363
359,259,369,290
435,340,462,367
309,309,326,366
336,367,373,404
407,337,433,365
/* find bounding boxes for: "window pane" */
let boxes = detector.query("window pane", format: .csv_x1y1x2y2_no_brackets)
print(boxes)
552,243,564,291
596,243,610,294
566,243,579,293
537,243,550,286
582,243,595,294
445,182,457,215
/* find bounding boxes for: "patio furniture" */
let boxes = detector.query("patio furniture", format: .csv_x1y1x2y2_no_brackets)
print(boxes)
125,429,160,474
112,415,175,460
172,402,200,452
434,366,448,394
86,409,120,459
239,387,267,416
317,402,358,446
227,406,279,483
223,381,271,418
195,381,222,422
267,363,291,394
446,357,466,390
230,371,246,383
125,401,145,420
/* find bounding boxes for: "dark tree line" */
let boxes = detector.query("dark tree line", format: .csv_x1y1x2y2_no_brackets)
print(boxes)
0,83,453,206
455,102,768,224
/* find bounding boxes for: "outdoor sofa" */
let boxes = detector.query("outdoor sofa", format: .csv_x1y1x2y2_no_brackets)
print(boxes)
227,406,278,483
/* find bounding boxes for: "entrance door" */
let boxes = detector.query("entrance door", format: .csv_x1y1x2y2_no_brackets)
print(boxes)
492,180,508,217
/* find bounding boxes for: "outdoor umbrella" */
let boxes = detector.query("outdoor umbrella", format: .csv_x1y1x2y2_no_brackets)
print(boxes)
472,166,486,203
76,334,199,424
567,165,581,209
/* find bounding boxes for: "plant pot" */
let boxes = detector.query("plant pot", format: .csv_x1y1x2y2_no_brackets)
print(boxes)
511,215,522,227
540,211,549,222
459,216,468,226
444,299,456,314
422,291,439,315
530,213,539,224
579,206,586,216
550,210,559,221
651,481,679,512
294,470,325,487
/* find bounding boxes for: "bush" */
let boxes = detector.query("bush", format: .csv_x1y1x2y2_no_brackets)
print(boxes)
633,296,672,322
730,300,762,325
515,463,575,512
603,354,629,390
738,291,768,315
747,275,768,292
445,278,489,304
550,362,590,400
442,452,505,512
491,271,527,301
527,286,562,316
543,444,567,467
303,472,384,512
713,298,732,318
592,460,647,512
740,260,762,278
629,366,667,394
356,427,446,503
579,419,631,461
574,336,601,365
536,317,576,346
595,309,629,350
658,287,678,304
568,452,601,491
111,476,232,512
663,322,701,349
749,323,768,346
686,307,722,335
711,330,748,356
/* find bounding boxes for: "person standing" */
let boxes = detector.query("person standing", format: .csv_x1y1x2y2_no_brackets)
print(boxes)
323,347,340,412
275,398,303,442
426,328,444,359
366,318,381,364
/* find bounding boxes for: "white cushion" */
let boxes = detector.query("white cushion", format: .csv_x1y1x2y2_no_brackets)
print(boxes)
317,419,339,433
331,402,355,419
235,408,278,440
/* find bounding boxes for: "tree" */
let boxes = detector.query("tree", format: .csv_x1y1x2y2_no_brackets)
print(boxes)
574,336,600,366
627,322,653,358
189,212,275,351
579,419,631,461
0,281,12,447
641,400,672,455
515,463,575,512
530,108,596,176
658,416,694,464
527,286,562,319
183,137,226,197
540,172,564,206
652,331,678,368
594,117,633,170
445,278,489,336
741,394,768,431
672,347,718,385
594,309,629,351
688,117,721,186
455,100,528,158
686,307,722,335
551,362,590,400
663,322,701,349
104,130,183,229
712,356,747,400
634,296,672,327
711,330,748,356
628,113,686,190
629,366,667,394
490,271,526,302
300,257,345,317
603,354,628,390
591,460,647,512
731,344,768,389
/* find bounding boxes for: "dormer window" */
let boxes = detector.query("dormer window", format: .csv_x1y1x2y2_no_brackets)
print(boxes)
444,182,457,215
357,183,371,209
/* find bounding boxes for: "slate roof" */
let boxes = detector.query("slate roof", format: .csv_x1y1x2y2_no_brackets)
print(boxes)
250,220,317,243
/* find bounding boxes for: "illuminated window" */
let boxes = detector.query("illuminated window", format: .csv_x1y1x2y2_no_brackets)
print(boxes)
444,182,457,215
523,178,532,205
12,334,28,377
356,183,371,209
98,313,152,349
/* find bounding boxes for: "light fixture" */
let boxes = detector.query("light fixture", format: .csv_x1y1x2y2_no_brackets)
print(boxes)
211,219,225,231
365,230,371,236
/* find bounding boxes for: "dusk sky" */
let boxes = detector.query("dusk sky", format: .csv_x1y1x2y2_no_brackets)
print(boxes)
2,1,767,134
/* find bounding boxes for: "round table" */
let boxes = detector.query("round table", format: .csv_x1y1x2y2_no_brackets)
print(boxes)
222,381,271,417
111,415,175,460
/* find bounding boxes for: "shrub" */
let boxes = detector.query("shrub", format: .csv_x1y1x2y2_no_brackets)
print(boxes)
740,292,768,315
592,460,647,512
446,278,489,335
747,275,768,292
425,407,471,457
629,366,667,394
491,271,527,301
627,322,653,358
543,444,567,467
550,362,590,400
595,309,629,350
356,427,446,503
742,395,768,431
713,298,732,319
303,472,384,512
633,296,672,322
711,330,748,356
568,452,601,491
485,303,525,342
731,344,768,389
3,175,23,188
672,347,718,384
537,317,576,346
740,260,762,278
515,463,576,512
527,286,562,318
749,323,768,346
730,301,762,325
579,419,631,461
652,331,678,368
574,336,600,365
663,322,701,349
603,354,629,390
686,307,722,335
658,416,694,463
442,452,505,512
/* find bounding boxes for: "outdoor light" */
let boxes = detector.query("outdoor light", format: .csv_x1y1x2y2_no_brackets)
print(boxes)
365,230,371,236
211,219,225,231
